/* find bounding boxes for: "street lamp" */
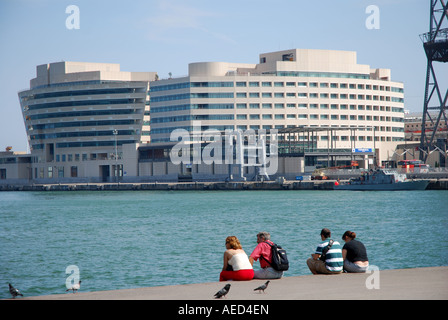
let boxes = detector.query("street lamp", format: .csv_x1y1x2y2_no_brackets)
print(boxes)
113,129,118,182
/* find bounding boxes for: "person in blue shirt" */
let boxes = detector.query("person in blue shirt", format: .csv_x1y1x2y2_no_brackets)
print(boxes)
307,228,343,274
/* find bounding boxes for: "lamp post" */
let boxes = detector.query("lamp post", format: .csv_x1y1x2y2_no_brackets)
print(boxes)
113,129,118,183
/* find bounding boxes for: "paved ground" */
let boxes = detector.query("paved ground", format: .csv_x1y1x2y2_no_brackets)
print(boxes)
13,266,448,300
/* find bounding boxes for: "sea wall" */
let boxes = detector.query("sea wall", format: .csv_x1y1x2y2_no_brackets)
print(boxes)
1,179,447,191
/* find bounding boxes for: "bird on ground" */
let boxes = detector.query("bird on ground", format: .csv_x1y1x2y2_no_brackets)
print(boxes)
66,280,82,293
9,283,23,298
214,283,231,299
254,280,270,293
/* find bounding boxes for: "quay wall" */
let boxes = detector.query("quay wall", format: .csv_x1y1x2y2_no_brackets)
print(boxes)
1,179,447,191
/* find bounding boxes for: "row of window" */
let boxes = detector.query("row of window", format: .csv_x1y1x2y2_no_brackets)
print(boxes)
150,80,403,92
29,130,137,141
24,98,145,111
21,87,145,102
152,134,404,144
150,103,404,113
55,152,122,162
26,109,141,121
150,92,404,103
152,113,403,123
233,92,403,102
30,119,139,130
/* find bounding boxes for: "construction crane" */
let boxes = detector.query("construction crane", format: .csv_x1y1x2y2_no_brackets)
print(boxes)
419,0,448,163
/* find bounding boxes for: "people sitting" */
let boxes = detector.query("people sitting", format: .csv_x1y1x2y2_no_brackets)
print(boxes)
249,231,284,279
342,230,369,273
219,236,254,281
306,228,344,274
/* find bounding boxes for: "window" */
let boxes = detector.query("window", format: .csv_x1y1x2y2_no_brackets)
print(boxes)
282,53,294,61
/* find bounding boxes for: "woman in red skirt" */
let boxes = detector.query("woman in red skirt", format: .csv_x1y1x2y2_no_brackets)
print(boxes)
219,236,254,281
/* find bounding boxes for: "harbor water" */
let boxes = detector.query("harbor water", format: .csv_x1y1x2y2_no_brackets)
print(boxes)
1,190,447,299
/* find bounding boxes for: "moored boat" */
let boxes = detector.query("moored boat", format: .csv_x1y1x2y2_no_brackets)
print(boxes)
333,169,429,191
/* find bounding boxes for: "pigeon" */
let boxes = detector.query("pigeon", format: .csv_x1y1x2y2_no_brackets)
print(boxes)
254,280,270,293
214,283,231,299
66,280,82,293
9,283,23,298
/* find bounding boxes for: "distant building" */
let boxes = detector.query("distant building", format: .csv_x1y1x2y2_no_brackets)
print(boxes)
17,61,156,182
150,49,405,148
404,111,448,142
0,50,418,184
393,112,448,168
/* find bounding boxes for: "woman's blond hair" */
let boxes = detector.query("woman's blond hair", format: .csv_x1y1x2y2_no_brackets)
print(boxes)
225,236,243,249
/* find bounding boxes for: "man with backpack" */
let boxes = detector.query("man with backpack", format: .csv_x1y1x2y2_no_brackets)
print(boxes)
307,228,343,275
249,232,288,279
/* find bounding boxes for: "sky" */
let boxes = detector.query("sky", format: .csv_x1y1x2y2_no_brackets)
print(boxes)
0,0,446,152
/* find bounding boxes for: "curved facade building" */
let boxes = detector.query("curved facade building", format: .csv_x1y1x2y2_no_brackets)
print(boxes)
149,49,405,164
18,62,156,181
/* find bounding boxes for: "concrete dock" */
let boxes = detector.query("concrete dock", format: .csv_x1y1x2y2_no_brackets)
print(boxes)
17,267,448,300
1,179,448,191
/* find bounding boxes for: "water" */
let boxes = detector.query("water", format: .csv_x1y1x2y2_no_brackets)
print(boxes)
0,190,447,299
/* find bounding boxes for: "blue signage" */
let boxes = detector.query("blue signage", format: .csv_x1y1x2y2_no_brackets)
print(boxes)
352,148,373,153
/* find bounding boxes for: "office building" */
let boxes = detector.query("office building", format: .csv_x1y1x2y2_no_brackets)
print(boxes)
18,61,156,181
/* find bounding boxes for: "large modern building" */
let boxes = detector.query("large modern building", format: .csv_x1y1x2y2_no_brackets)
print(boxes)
149,49,405,168
18,61,156,182
0,50,416,184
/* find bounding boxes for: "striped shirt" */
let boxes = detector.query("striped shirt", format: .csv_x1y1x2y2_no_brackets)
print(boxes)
315,238,344,272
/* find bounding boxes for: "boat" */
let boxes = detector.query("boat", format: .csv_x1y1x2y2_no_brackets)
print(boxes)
333,169,429,191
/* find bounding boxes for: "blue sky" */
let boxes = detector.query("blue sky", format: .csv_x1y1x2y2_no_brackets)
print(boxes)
0,0,445,152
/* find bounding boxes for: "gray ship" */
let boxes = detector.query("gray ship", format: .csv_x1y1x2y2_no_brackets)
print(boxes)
334,169,429,191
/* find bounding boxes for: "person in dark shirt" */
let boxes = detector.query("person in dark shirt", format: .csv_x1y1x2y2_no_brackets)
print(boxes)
341,231,369,273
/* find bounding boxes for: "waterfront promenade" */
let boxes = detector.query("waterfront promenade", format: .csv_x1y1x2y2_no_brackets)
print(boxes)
17,267,448,300
1,178,448,191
